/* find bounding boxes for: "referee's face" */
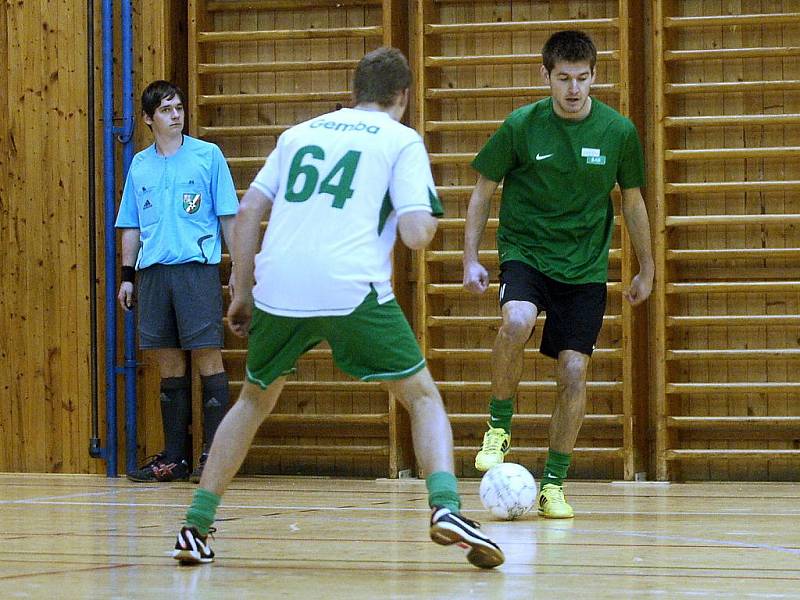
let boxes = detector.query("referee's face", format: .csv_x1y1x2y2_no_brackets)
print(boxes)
543,60,595,120
145,95,185,138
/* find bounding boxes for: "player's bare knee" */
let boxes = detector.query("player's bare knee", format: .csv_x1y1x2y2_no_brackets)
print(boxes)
395,377,444,414
499,312,536,345
240,394,277,419
238,381,280,416
557,353,589,389
386,368,441,410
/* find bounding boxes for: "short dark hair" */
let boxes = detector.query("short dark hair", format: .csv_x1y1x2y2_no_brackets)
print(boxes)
353,47,411,106
542,30,597,73
141,80,185,119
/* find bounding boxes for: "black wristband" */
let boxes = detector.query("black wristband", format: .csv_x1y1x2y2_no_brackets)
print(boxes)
121,265,136,284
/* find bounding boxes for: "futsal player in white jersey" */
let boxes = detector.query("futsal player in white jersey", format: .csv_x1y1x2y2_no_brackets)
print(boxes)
172,47,504,570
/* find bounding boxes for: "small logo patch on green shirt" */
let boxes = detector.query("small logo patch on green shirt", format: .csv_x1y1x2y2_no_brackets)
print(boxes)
586,155,606,165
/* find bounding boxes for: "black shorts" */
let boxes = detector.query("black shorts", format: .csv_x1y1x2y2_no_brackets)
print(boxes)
498,260,607,359
137,263,224,350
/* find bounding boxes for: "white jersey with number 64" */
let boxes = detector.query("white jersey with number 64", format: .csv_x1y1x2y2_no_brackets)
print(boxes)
249,107,440,317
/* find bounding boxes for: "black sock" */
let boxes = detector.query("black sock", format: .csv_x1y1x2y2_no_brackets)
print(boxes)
160,376,191,463
201,372,230,453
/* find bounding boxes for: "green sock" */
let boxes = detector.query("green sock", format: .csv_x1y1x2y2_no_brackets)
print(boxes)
542,449,571,487
185,488,221,536
426,471,461,514
488,397,514,434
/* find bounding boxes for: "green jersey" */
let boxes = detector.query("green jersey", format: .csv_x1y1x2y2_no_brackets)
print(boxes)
472,97,645,284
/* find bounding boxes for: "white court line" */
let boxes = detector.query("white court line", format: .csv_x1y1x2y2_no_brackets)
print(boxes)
579,509,800,516
6,500,800,519
0,487,162,505
568,527,800,557
2,501,424,510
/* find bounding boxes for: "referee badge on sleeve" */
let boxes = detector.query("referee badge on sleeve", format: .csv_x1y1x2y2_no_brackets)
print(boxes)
183,193,202,214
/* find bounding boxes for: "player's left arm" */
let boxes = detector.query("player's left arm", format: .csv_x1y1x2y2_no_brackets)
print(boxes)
219,215,236,299
620,186,654,306
227,186,273,337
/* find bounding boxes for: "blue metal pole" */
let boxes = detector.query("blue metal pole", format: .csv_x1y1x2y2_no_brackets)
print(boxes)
101,0,118,477
120,0,138,476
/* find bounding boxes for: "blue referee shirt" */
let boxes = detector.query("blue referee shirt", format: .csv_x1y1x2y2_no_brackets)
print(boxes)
115,135,239,269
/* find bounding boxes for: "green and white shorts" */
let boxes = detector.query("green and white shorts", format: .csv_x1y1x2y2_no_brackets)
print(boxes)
246,289,426,389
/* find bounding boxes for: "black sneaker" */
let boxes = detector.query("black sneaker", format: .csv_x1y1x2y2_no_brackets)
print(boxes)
126,453,190,482
172,526,215,565
189,453,208,484
429,506,505,569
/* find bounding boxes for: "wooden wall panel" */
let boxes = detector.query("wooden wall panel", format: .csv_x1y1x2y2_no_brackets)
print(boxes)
653,0,800,480
0,0,94,473
0,0,10,471
0,0,186,474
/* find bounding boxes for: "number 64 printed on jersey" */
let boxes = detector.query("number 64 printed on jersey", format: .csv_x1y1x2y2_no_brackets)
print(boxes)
285,145,362,209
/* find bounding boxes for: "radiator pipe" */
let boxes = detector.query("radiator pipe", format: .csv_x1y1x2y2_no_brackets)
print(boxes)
119,0,138,476
100,0,118,476
88,0,101,460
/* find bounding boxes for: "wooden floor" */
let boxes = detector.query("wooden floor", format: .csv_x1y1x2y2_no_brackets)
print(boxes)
1,475,799,598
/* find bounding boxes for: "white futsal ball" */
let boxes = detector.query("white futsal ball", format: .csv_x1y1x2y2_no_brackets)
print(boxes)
479,462,538,520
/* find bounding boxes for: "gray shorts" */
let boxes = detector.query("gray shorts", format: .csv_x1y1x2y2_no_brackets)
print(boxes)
137,263,224,350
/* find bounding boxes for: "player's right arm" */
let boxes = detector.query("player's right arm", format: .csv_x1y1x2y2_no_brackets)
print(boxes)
463,175,499,294
398,211,438,250
117,228,140,311
390,135,443,250
227,185,273,337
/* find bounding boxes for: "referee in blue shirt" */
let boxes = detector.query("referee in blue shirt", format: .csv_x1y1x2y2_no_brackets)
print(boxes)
115,80,239,483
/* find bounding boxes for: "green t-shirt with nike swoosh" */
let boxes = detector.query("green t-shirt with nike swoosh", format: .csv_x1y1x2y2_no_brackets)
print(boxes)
471,97,645,284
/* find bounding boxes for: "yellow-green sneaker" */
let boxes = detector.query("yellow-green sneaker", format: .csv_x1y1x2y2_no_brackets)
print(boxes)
537,483,574,519
474,425,510,472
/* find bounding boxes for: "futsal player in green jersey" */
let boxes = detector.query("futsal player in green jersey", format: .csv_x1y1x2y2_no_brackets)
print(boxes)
464,31,654,518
